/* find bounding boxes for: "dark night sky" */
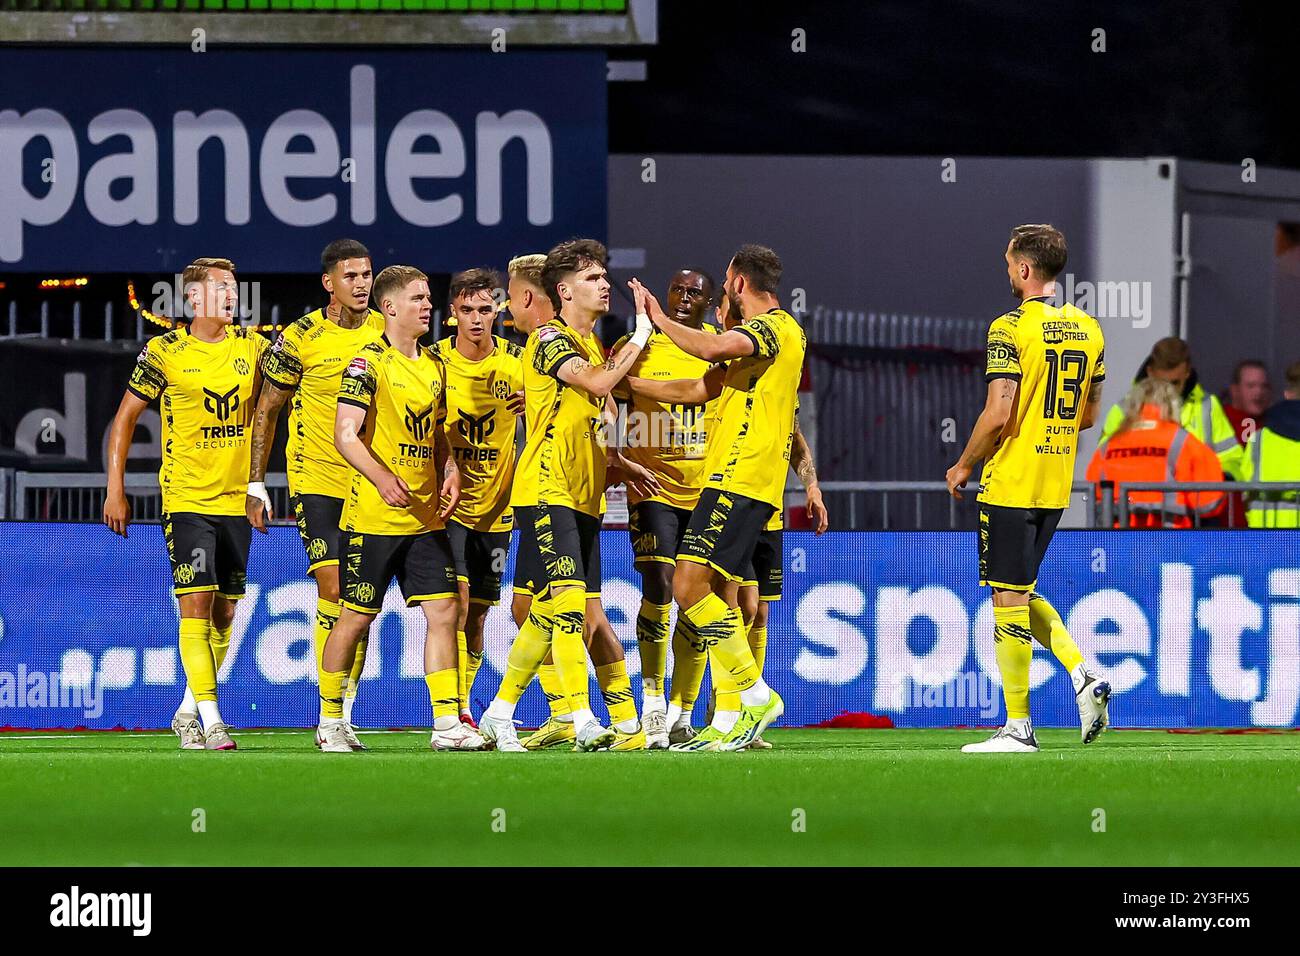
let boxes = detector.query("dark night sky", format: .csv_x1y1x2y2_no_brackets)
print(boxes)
611,0,1300,167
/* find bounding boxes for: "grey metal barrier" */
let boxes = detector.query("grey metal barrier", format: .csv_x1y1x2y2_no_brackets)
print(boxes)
13,472,293,523
815,481,1098,530
1099,480,1300,528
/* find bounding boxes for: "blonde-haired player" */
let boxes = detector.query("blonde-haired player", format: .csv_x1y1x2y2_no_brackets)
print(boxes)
317,265,481,753
105,257,267,751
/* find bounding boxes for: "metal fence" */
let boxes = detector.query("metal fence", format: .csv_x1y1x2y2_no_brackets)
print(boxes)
5,471,1298,530
9,471,293,523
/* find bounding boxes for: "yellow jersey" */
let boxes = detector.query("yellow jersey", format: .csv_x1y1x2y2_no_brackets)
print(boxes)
510,318,608,517
704,309,806,511
337,338,449,536
613,328,718,510
978,297,1106,510
261,308,385,498
127,325,268,516
433,334,525,532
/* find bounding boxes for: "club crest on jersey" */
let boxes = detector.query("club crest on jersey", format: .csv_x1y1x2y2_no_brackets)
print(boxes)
234,358,250,375
491,378,511,400
404,404,434,441
346,357,370,377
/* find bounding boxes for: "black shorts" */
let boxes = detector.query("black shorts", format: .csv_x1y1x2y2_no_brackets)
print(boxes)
163,512,251,600
513,504,602,597
677,488,776,583
978,504,1064,592
446,520,511,606
341,528,458,614
290,493,345,574
629,501,692,567
742,528,783,601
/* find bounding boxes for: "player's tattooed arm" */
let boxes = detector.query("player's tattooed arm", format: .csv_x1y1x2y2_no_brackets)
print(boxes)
246,381,292,531
945,376,1019,500
435,426,460,520
1079,378,1105,430
790,420,829,534
556,340,642,399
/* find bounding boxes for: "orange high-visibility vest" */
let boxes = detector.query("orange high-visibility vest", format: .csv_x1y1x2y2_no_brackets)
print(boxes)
1086,407,1225,528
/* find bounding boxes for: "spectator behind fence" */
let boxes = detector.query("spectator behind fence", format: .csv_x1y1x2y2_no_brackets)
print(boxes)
1100,336,1244,479
1222,359,1272,444
1087,378,1225,527
1240,360,1300,527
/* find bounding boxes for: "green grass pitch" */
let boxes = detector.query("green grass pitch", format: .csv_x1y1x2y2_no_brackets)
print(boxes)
3,728,1296,866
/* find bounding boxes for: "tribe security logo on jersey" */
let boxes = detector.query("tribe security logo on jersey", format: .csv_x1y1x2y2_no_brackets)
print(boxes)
404,404,434,442
456,409,496,444
202,386,240,422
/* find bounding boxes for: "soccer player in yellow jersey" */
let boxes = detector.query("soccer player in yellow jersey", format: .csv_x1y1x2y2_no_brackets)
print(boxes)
478,239,655,753
628,243,800,751
315,266,480,753
610,268,718,748
434,268,525,725
104,257,267,751
245,239,385,751
946,224,1111,753
626,288,828,749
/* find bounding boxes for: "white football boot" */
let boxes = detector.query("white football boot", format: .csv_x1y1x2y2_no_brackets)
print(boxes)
1072,666,1112,744
317,719,354,754
479,713,527,753
429,722,487,751
961,722,1039,754
573,720,616,752
643,705,670,750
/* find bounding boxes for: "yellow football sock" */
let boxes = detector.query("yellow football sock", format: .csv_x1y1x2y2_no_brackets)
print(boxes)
346,637,367,700
499,597,553,705
550,588,590,715
320,668,347,720
314,598,340,686
668,618,707,709
993,604,1034,720
596,660,637,726
635,600,672,696
456,629,468,706
682,593,758,692
1028,593,1084,673
713,646,742,712
464,648,483,710
538,663,570,718
425,668,459,721
209,622,232,673
748,623,768,676
179,617,217,703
